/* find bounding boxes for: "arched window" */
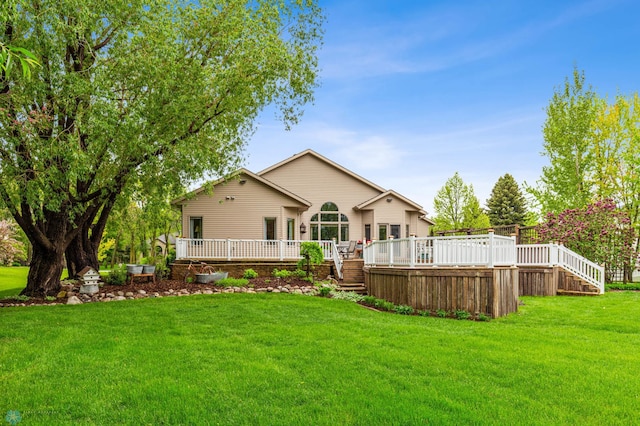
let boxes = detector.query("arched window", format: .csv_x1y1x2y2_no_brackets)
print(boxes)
310,202,349,242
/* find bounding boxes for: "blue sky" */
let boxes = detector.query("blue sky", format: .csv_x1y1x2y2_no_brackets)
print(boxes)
244,0,640,217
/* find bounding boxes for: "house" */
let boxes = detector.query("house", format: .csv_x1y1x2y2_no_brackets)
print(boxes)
172,149,433,244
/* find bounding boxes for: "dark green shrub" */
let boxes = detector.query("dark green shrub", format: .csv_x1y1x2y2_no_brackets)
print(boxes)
104,264,127,285
394,305,415,315
418,310,430,317
318,285,332,297
362,295,377,305
477,313,491,322
243,268,258,279
455,309,471,320
436,309,447,318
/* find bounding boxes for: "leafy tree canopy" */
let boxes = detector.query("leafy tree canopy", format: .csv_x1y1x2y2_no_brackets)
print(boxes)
433,172,489,231
0,0,324,295
528,67,600,213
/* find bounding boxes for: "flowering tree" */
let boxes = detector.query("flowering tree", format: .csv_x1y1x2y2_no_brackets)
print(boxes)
537,199,638,283
0,219,25,265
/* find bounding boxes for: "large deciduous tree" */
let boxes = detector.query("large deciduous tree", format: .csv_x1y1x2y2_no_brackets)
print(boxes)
529,67,600,213
433,172,489,231
0,0,323,296
486,173,528,226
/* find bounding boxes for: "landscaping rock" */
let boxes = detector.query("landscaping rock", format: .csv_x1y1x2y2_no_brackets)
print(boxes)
67,296,82,305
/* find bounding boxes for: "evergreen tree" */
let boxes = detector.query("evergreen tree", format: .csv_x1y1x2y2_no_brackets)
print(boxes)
487,174,528,226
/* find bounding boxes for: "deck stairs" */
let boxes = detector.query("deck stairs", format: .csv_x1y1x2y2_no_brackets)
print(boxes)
557,268,601,295
338,259,366,294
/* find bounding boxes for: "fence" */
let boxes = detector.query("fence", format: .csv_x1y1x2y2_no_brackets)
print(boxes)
434,224,539,245
363,233,517,268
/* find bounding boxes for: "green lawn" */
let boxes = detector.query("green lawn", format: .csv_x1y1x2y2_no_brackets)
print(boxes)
0,266,28,298
1,291,639,425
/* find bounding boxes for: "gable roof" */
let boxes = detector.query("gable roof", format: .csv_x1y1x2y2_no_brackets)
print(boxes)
171,168,312,207
257,149,388,194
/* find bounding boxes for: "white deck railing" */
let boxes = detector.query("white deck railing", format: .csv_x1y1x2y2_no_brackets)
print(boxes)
175,238,343,278
517,244,604,294
363,234,517,268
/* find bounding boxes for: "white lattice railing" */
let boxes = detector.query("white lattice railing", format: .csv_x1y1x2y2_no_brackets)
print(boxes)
516,244,604,294
363,233,517,268
175,238,343,279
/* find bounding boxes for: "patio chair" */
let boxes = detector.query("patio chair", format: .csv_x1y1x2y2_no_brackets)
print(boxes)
343,240,357,259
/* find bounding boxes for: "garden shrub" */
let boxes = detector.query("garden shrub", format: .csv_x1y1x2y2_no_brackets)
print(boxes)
455,309,471,320
104,264,127,285
273,268,292,279
394,305,415,315
243,268,258,279
217,277,249,288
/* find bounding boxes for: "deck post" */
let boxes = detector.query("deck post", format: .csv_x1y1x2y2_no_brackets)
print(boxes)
488,230,495,267
227,239,232,261
279,239,284,261
409,235,416,268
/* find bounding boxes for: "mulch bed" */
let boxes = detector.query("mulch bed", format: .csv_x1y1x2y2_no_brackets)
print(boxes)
0,277,316,307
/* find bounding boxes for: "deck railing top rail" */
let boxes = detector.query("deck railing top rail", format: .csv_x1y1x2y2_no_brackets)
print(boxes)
363,233,517,268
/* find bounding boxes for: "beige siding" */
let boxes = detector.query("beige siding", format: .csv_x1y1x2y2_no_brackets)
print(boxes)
362,196,424,240
417,218,431,237
180,175,307,240
261,154,381,242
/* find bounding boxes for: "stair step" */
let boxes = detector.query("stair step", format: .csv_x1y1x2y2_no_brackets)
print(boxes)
337,283,367,294
556,289,599,296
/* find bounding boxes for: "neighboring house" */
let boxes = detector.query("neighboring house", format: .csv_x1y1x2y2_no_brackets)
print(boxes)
151,234,178,256
172,149,433,243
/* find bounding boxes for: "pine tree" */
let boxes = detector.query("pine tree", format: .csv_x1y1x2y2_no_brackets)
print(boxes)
486,174,528,226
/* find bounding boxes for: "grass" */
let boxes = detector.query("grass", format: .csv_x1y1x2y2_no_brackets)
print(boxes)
0,266,28,298
1,291,639,424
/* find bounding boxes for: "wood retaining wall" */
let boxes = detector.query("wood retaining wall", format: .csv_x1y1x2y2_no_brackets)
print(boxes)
364,267,519,318
519,266,558,296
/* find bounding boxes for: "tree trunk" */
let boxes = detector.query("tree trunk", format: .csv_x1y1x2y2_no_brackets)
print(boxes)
65,231,99,279
21,244,65,297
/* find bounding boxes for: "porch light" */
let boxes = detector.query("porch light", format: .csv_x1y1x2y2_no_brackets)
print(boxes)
300,223,307,234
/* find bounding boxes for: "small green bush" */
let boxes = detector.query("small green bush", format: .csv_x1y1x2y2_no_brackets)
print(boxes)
292,269,307,278
436,309,447,318
418,310,430,317
455,309,471,320
394,305,415,315
362,295,377,305
477,313,491,322
273,268,292,279
318,285,332,297
243,269,258,279
155,262,170,279
217,278,249,288
104,264,127,285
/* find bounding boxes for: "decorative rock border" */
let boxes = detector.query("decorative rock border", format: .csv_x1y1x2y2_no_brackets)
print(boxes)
0,284,320,307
